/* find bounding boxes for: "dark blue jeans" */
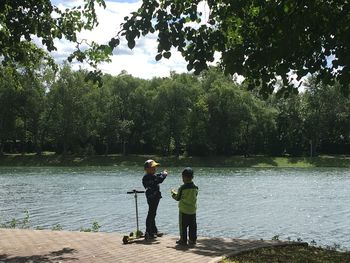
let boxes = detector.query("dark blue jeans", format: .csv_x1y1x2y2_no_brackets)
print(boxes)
146,198,160,235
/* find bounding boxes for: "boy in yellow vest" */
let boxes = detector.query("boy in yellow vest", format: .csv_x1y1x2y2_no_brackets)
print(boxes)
171,167,198,246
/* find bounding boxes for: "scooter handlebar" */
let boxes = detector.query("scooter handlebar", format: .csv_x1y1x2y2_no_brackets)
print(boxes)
127,189,145,194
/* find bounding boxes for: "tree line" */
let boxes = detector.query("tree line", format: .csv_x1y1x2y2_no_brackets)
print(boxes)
1,64,350,157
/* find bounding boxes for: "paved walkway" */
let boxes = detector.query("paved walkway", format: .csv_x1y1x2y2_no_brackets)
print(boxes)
0,229,303,263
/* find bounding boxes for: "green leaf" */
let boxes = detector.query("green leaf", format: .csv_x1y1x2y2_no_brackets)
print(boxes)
128,40,136,49
108,38,120,48
163,51,171,59
155,53,162,61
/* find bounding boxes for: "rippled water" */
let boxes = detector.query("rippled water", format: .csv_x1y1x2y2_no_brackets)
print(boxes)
0,166,349,249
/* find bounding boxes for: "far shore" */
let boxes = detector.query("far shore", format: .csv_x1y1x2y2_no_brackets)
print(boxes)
1,153,350,168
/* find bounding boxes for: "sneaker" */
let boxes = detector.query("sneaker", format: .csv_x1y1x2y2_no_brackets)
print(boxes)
176,240,187,246
188,240,196,246
144,232,156,240
156,232,164,237
148,234,156,239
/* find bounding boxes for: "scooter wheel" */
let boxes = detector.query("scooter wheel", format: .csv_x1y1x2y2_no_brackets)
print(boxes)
122,235,129,244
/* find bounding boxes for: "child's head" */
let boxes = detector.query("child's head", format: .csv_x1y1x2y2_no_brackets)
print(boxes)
144,159,160,174
182,167,194,183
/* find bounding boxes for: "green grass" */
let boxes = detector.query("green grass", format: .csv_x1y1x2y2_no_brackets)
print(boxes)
222,245,350,263
0,210,101,232
1,153,350,167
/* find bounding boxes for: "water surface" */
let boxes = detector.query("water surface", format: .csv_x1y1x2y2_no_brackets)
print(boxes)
0,166,349,249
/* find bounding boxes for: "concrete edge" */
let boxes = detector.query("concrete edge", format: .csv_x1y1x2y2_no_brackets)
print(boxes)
207,241,309,263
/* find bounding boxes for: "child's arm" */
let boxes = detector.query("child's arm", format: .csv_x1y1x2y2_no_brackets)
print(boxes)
155,170,168,184
171,187,182,201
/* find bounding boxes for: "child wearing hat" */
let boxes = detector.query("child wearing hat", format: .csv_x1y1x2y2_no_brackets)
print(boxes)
142,159,168,239
171,167,198,246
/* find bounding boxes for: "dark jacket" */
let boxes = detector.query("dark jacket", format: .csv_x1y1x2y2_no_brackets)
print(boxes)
142,172,167,200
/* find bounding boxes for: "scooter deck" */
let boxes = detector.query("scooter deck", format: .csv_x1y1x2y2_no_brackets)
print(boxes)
122,235,145,244
122,232,166,244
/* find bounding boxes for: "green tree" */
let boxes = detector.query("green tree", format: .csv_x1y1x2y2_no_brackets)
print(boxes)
302,77,350,156
237,93,277,157
98,72,141,155
92,74,118,154
186,95,210,156
0,49,51,154
111,73,140,155
16,69,46,154
121,0,350,95
0,67,20,154
190,68,278,156
4,1,350,97
126,78,158,154
46,65,96,154
272,94,305,156
203,75,250,155
34,68,59,154
153,73,197,156
0,0,115,70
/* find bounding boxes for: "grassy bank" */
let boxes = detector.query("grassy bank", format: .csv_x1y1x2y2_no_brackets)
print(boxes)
1,153,350,167
222,245,350,263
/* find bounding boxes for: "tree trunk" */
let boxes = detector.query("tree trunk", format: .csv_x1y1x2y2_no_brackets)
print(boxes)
22,115,27,155
104,139,109,155
0,140,3,155
121,138,128,156
37,104,55,155
244,123,250,158
175,137,180,158
309,139,313,157
33,129,39,155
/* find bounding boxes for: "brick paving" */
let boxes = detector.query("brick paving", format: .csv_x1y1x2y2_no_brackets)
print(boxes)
0,229,301,263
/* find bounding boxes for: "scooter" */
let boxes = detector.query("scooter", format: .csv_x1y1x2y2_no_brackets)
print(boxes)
122,189,147,244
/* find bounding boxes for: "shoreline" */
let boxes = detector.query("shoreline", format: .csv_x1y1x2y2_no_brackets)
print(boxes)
1,153,350,168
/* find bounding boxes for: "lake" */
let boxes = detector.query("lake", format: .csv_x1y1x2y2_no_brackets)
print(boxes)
0,166,349,249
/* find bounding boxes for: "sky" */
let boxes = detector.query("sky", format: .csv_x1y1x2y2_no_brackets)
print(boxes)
47,0,310,87
49,0,195,79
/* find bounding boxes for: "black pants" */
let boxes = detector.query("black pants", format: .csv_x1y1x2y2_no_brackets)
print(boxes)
146,198,160,235
179,212,197,243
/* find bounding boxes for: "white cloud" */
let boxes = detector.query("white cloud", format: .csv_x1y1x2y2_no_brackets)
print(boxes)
50,0,190,79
